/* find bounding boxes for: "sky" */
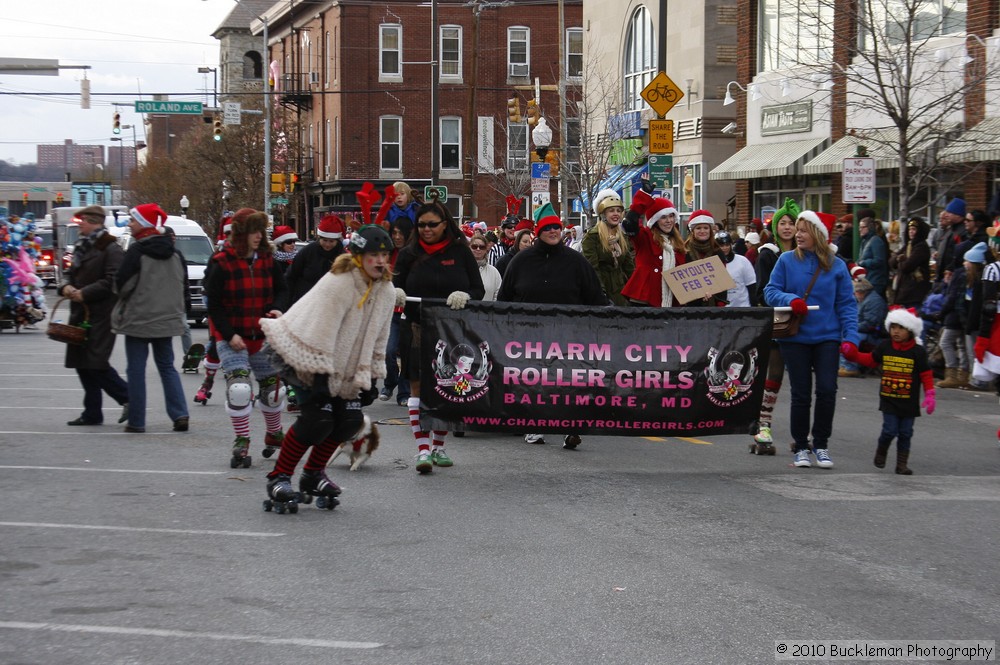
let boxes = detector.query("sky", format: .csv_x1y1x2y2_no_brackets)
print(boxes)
1,0,236,165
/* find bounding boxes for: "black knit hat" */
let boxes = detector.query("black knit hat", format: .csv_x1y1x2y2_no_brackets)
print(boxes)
349,224,393,254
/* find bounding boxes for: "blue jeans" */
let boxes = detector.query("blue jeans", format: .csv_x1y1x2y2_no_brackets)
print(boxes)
779,340,840,451
125,336,188,429
880,413,915,452
382,312,410,399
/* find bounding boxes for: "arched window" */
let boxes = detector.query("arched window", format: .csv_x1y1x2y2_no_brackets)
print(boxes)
623,7,656,112
243,51,263,79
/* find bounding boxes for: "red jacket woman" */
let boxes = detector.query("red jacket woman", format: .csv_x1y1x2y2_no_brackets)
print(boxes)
621,187,686,307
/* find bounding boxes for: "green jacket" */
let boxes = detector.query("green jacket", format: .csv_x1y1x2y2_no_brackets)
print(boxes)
581,227,634,306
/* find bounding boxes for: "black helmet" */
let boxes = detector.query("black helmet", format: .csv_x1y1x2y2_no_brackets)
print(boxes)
349,224,393,254
714,231,733,245
501,214,518,229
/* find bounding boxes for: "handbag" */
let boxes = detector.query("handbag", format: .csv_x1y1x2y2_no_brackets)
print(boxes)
771,269,821,338
46,297,90,346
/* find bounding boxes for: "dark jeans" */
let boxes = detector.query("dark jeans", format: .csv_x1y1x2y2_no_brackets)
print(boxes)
125,336,188,429
77,367,129,423
881,413,915,452
779,340,840,451
384,312,410,398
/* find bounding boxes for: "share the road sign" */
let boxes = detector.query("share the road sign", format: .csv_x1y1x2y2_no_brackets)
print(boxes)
134,100,204,115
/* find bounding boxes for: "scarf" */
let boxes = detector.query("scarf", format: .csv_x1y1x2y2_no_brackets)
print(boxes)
688,237,714,260
72,227,107,270
608,232,623,260
132,226,160,242
419,238,451,255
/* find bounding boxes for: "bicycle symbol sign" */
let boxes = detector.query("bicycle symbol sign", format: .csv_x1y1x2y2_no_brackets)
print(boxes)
641,72,685,117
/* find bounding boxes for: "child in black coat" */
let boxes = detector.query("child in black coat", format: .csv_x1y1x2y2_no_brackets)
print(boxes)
841,306,936,474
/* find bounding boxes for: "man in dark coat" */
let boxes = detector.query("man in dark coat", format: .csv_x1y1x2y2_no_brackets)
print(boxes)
285,213,345,304
57,205,129,426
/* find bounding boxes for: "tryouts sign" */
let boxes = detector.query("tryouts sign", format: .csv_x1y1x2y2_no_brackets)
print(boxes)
419,301,773,436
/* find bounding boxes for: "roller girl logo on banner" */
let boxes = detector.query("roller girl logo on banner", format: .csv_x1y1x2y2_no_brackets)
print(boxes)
703,346,759,406
432,338,493,403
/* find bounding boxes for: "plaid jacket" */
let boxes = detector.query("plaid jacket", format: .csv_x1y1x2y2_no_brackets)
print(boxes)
205,245,287,342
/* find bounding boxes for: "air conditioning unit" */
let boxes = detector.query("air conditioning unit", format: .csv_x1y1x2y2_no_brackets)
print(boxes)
309,72,320,85
509,63,529,78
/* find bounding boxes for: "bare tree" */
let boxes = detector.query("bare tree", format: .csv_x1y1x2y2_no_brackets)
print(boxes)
777,0,999,219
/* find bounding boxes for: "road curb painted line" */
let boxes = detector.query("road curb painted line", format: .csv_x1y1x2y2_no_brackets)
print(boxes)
0,522,284,537
0,465,224,474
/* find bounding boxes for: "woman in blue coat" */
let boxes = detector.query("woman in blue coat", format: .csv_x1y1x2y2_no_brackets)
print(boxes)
856,210,889,298
764,210,860,470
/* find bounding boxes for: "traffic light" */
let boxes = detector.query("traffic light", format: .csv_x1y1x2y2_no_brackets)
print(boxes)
213,119,223,141
113,112,121,134
507,97,522,123
22,192,28,205
55,192,64,204
270,173,286,194
288,173,300,193
525,99,540,127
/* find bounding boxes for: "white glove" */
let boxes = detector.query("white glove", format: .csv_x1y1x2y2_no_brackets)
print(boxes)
446,291,471,310
394,288,407,308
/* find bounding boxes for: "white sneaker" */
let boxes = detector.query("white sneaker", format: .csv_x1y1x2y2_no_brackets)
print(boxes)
524,433,545,445
814,448,834,468
754,426,772,444
792,449,812,467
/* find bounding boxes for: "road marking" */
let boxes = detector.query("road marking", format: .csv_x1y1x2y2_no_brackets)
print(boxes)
0,374,78,377
0,388,87,391
0,406,122,411
0,465,224,475
0,431,176,435
0,621,382,649
736,474,1000,501
0,362,66,365
0,522,285,538
642,436,713,445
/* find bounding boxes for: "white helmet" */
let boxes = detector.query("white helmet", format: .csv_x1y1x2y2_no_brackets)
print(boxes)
593,189,624,216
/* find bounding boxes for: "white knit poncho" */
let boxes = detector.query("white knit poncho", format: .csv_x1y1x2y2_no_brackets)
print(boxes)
259,268,395,399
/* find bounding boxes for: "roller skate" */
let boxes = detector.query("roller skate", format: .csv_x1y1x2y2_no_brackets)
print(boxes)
229,435,252,469
262,473,299,514
194,375,214,405
749,426,776,455
262,429,283,459
298,469,341,510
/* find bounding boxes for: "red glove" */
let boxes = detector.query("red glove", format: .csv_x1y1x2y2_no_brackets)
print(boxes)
975,336,990,364
921,389,936,415
840,342,858,362
630,189,654,216
790,298,808,316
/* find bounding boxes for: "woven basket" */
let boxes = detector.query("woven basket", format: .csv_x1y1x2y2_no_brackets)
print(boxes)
47,297,89,346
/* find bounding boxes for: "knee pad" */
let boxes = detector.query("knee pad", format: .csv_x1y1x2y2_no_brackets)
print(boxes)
225,369,253,410
257,375,286,410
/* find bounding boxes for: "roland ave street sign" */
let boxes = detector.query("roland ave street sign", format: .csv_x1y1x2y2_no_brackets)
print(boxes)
640,72,684,118
134,100,204,115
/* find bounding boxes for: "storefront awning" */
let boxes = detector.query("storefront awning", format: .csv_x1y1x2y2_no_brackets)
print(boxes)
578,163,648,210
707,137,829,181
938,117,1000,164
803,130,903,174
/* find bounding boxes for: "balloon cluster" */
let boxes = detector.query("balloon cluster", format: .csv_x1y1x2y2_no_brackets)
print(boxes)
1,209,46,323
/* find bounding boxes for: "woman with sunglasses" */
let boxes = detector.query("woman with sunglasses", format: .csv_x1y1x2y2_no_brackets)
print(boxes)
393,201,485,473
469,232,501,300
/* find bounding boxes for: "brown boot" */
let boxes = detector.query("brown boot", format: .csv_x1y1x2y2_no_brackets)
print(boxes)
954,368,971,390
895,450,913,475
936,367,960,389
874,437,891,469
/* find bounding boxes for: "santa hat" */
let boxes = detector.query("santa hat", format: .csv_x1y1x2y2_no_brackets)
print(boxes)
219,212,233,237
645,197,678,228
272,225,297,245
593,188,622,215
130,203,168,229
514,218,534,233
317,214,346,239
750,218,763,232
798,210,837,241
686,209,715,230
884,306,924,343
533,202,562,235
850,264,867,280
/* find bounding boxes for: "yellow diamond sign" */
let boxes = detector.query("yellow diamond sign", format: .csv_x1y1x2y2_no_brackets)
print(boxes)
641,72,684,118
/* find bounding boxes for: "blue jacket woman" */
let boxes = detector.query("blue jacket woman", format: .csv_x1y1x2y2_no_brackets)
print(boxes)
764,210,859,470
856,214,889,297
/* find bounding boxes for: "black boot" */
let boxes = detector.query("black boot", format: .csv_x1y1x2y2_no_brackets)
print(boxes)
895,450,913,475
874,436,892,469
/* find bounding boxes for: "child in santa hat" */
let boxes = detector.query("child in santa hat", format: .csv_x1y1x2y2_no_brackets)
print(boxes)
842,306,936,474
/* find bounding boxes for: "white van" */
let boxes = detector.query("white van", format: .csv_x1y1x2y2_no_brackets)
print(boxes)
118,216,215,324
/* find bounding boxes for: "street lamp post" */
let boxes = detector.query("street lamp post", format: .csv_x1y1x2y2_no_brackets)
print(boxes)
198,66,218,107
180,195,190,218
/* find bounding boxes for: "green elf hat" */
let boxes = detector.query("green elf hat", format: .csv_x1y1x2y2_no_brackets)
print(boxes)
532,202,563,235
772,197,802,227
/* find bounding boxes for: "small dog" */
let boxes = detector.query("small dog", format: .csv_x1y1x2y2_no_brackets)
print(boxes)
327,415,380,471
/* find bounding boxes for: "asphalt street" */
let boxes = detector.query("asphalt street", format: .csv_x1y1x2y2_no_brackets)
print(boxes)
0,324,998,665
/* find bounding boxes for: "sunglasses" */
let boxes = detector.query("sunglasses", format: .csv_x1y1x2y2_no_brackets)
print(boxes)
416,221,444,229
470,244,486,249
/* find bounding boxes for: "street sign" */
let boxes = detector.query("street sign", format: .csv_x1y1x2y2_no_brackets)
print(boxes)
648,155,673,190
531,178,549,193
223,102,241,125
649,119,674,154
424,185,448,202
134,100,204,115
271,197,289,205
842,157,876,204
531,162,551,179
640,72,684,118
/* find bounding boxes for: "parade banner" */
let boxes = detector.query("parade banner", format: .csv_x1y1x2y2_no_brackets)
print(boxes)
419,301,773,437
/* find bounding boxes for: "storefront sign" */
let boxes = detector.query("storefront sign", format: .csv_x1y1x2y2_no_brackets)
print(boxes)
760,102,812,136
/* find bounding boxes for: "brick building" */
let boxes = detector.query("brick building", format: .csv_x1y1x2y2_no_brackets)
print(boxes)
215,0,582,232
36,140,105,179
